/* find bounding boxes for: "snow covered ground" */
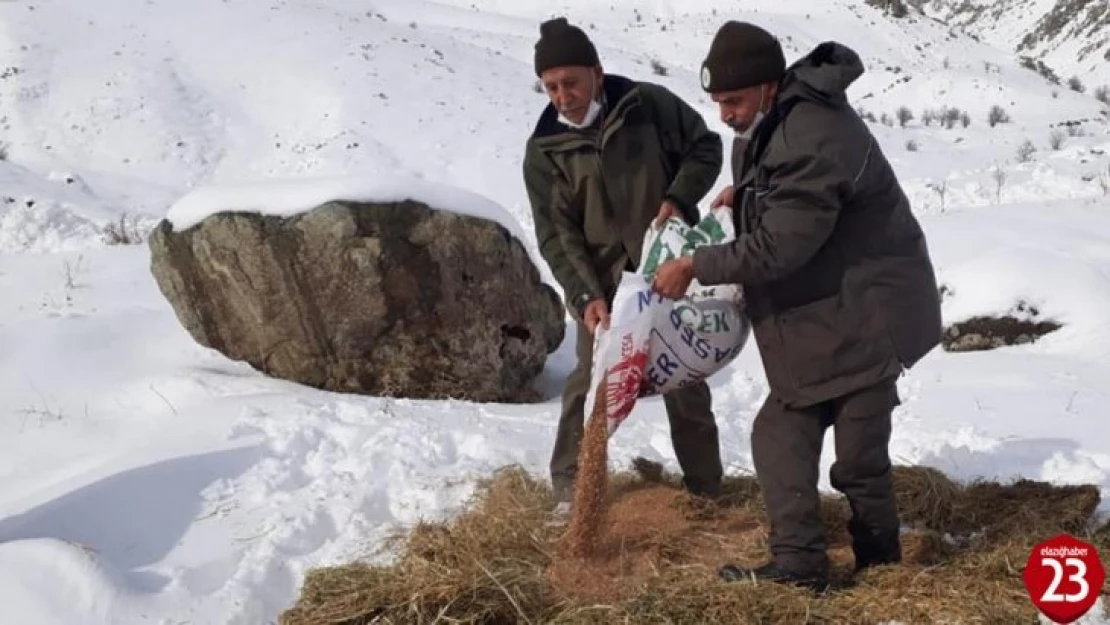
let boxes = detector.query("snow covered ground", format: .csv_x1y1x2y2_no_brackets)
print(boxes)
1,0,1109,623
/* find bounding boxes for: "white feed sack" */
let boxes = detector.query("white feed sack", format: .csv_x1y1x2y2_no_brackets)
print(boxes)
585,205,752,436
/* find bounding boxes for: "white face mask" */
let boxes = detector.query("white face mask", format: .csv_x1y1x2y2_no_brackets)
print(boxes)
735,85,767,140
558,74,603,129
560,98,602,129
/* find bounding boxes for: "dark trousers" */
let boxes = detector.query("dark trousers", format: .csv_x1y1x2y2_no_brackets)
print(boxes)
752,376,902,574
550,321,724,501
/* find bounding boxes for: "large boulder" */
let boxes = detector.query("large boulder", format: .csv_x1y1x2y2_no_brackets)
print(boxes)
148,198,565,403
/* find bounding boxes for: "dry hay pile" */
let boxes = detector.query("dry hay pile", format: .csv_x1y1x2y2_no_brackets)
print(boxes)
281,459,1110,625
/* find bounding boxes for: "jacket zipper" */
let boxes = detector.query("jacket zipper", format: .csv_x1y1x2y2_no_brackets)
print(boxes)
592,140,625,264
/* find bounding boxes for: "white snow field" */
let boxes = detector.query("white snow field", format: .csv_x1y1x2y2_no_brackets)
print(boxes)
1,0,1110,622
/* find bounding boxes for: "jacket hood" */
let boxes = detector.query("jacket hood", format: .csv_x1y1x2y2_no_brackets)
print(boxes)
778,41,864,107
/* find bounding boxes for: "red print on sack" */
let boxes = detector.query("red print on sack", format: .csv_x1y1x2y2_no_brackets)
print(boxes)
605,333,648,427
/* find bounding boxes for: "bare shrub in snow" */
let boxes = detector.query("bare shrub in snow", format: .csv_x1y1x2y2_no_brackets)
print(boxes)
62,254,85,291
896,106,913,127
17,393,67,430
988,105,1011,127
991,166,1007,203
533,80,543,94
0,141,7,161
1016,140,1036,163
1095,85,1110,105
927,180,948,211
102,214,150,246
1049,129,1066,150
881,113,893,126
865,0,909,17
38,254,85,314
649,58,668,76
1067,75,1085,93
905,139,918,151
1019,56,1060,84
920,107,967,129
942,107,963,129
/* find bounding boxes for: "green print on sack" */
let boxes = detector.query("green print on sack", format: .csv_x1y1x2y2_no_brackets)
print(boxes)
639,211,730,277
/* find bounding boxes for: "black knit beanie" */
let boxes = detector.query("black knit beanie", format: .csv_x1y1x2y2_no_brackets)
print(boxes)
533,17,600,77
700,21,785,92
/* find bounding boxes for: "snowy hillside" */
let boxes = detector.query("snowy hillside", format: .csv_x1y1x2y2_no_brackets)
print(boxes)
917,0,1110,91
1,0,1109,623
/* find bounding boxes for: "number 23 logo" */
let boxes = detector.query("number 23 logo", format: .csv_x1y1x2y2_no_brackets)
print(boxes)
1041,557,1090,603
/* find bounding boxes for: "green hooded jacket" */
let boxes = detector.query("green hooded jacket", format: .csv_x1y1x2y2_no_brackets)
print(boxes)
523,74,723,319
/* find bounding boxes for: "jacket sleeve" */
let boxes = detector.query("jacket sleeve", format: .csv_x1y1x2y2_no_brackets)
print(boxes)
690,130,853,287
648,84,723,222
522,140,606,318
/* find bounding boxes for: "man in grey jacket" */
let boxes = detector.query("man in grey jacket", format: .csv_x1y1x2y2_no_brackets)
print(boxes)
652,21,943,590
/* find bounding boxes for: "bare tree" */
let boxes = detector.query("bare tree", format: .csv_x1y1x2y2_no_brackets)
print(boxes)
943,107,962,129
101,213,149,245
991,166,1007,204
1049,129,1066,150
928,180,949,211
988,105,1010,127
1016,139,1036,163
896,106,913,127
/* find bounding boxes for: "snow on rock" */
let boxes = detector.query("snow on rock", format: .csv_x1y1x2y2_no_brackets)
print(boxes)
164,174,534,251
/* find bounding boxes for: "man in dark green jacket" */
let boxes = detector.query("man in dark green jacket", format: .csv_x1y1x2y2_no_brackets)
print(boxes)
653,22,943,589
522,17,726,508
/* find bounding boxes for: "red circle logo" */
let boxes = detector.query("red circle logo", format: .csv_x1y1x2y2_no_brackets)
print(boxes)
1022,534,1105,624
